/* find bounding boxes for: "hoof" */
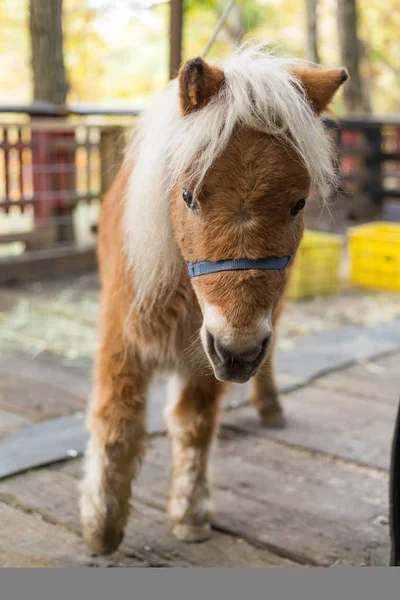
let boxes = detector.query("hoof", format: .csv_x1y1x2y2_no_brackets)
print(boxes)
259,409,287,429
82,524,124,556
173,523,211,542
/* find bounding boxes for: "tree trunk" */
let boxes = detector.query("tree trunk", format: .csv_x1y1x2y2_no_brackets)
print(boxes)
29,0,68,105
337,0,370,114
169,0,183,79
305,0,320,64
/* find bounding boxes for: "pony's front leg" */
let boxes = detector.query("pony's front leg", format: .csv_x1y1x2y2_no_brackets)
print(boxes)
80,337,148,555
165,370,223,542
250,349,286,428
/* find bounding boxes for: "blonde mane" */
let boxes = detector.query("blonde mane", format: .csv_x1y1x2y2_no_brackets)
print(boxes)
125,44,337,309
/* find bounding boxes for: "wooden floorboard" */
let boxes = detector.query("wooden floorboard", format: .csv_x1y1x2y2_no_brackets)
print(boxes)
0,353,90,413
0,408,32,440
59,429,390,567
222,385,397,470
0,350,396,567
0,501,145,568
313,351,400,404
0,466,297,568
141,436,390,566
0,371,86,423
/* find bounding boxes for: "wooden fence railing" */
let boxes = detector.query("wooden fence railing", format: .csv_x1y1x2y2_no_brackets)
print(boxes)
336,116,400,220
0,120,129,252
0,107,399,281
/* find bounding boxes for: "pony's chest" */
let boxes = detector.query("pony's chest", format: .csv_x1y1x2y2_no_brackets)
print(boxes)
135,302,200,370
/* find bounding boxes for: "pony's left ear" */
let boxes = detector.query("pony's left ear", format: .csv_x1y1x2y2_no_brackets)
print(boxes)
293,68,349,114
178,57,225,115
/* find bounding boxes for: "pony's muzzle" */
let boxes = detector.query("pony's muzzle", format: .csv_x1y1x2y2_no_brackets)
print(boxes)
206,330,271,383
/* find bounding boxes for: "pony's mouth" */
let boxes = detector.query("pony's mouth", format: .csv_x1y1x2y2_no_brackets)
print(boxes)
205,331,271,383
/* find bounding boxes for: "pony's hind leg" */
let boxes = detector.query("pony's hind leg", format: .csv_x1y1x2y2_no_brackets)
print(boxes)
165,370,223,542
251,299,286,428
80,334,148,555
250,349,286,428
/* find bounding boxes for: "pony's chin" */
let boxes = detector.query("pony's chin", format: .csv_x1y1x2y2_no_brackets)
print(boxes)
216,374,254,384
210,364,259,384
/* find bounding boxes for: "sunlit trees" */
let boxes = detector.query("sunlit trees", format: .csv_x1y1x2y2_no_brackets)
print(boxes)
0,0,398,114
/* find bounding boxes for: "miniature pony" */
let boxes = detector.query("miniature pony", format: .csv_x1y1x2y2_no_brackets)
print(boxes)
80,44,348,554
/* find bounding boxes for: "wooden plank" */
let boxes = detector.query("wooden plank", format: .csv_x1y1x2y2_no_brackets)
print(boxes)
314,352,400,405
0,465,298,568
0,408,31,439
0,501,144,568
0,245,97,284
222,386,397,470
275,322,400,389
0,545,72,568
0,371,86,422
61,433,390,567
0,114,136,126
0,352,93,400
0,226,56,249
143,438,390,566
0,352,90,420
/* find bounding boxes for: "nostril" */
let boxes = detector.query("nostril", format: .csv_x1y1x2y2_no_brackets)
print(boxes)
260,333,272,354
206,330,214,350
206,331,232,362
206,330,221,360
207,333,271,366
211,336,227,363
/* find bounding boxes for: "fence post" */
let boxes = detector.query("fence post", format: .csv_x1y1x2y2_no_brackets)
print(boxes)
364,123,383,210
30,108,76,244
53,128,76,243
99,126,126,196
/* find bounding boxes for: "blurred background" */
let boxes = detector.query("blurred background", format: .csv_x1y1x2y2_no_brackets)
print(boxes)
1,0,399,112
0,0,400,569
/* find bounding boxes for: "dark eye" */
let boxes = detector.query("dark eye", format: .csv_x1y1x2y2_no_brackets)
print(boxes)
291,198,306,216
182,189,198,211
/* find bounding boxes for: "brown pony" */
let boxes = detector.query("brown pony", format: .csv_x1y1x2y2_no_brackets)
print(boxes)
80,44,348,554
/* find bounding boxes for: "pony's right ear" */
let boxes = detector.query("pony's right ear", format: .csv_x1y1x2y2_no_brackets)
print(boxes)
293,68,349,115
178,57,225,115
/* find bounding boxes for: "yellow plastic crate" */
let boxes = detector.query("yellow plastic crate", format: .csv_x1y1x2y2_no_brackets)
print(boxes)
287,230,343,299
348,222,400,291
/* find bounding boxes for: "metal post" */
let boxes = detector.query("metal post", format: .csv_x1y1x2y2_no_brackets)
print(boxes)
390,400,400,565
169,0,183,80
364,124,383,210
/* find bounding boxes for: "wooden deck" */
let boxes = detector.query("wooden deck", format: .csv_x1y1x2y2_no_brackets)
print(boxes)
0,349,398,567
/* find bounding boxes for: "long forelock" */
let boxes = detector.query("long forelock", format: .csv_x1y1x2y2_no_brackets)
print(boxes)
166,45,337,199
125,44,337,309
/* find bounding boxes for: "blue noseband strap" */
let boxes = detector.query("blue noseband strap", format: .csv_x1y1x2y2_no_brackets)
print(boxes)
187,253,294,278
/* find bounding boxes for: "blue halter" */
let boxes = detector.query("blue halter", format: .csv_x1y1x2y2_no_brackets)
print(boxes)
187,253,295,278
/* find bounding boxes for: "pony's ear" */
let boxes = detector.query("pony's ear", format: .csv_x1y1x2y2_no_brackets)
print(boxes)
293,68,349,114
178,57,225,115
